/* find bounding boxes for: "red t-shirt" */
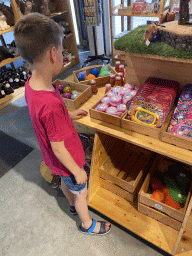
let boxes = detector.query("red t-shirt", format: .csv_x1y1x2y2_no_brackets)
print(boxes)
25,76,85,176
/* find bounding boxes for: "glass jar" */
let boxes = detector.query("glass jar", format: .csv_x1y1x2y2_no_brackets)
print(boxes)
110,74,116,87
117,72,124,86
89,79,98,93
119,64,125,77
115,61,120,72
105,83,111,93
115,76,121,87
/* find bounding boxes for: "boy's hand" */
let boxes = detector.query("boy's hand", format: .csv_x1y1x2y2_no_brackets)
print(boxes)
69,109,88,120
75,168,88,184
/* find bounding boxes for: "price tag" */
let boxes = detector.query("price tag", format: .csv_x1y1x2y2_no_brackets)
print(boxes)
155,204,163,210
145,39,150,46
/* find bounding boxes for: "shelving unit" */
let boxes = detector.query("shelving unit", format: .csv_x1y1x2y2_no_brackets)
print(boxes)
0,0,79,107
109,0,173,62
63,69,192,255
38,68,192,255
53,0,79,65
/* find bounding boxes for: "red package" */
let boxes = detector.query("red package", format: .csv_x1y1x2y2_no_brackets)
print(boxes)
127,77,179,127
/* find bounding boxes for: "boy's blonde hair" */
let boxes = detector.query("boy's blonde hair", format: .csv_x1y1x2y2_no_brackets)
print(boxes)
14,13,64,65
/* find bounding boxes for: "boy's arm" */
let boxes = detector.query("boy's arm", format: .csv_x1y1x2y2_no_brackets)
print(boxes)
50,140,87,184
69,109,88,120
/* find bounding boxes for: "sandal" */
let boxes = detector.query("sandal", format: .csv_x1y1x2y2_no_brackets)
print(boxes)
79,219,111,235
70,206,77,215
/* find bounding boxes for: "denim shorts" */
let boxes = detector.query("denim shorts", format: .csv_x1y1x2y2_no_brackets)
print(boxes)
60,174,87,195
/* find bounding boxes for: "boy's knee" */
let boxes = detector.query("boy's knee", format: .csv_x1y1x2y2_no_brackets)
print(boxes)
75,188,88,199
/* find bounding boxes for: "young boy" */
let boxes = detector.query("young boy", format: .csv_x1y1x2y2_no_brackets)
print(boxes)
14,13,111,235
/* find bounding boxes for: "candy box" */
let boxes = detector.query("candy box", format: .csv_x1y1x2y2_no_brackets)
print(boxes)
162,84,192,150
121,77,179,139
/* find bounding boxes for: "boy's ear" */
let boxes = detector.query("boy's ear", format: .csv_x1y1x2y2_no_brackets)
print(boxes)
50,46,56,64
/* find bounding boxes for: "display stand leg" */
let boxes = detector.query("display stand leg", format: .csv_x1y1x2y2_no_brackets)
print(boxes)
82,26,110,67
172,196,192,255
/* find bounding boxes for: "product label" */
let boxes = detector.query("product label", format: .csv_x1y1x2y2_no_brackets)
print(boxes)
155,204,163,210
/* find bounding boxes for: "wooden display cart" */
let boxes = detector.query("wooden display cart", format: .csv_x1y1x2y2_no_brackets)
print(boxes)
60,65,192,255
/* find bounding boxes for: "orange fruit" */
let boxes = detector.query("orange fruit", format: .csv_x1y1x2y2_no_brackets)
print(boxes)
151,190,165,203
86,74,96,80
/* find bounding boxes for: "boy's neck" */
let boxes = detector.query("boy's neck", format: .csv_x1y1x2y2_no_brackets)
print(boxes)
29,68,54,91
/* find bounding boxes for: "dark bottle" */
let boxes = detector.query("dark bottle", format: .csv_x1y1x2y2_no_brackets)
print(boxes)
2,82,14,94
14,78,20,89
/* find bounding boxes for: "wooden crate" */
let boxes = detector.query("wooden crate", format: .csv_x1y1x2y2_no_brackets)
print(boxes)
161,107,192,150
121,104,176,140
138,155,192,230
73,65,117,87
89,101,124,127
162,131,192,151
98,138,154,203
53,79,92,110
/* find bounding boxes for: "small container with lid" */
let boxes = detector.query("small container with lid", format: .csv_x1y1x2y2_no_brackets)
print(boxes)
101,96,111,106
89,79,98,93
117,72,124,86
110,95,122,106
115,61,120,72
119,64,125,77
110,74,116,87
115,76,121,87
106,106,118,116
96,103,108,112
105,83,111,93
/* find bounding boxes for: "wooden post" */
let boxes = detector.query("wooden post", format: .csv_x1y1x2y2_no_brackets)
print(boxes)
127,0,132,31
10,0,22,23
172,196,192,255
109,0,115,62
121,0,124,32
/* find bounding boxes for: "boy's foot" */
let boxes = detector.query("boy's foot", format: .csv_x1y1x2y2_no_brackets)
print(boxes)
70,206,77,215
79,219,111,235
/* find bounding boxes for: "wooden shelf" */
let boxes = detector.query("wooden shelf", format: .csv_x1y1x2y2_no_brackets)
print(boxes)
61,58,77,72
88,186,192,255
61,81,192,167
118,8,160,17
0,56,21,68
65,32,73,38
113,30,130,40
0,87,25,110
50,10,69,18
89,186,179,254
0,26,14,36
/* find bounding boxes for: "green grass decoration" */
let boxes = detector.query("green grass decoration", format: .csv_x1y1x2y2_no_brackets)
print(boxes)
114,25,192,60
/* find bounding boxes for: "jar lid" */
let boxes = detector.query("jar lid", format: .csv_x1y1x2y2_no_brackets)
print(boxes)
115,61,120,65
110,74,116,78
115,76,121,81
119,65,124,69
90,79,96,84
117,72,123,77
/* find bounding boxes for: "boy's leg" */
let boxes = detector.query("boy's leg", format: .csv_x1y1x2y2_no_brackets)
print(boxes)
61,178,75,207
74,188,111,234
